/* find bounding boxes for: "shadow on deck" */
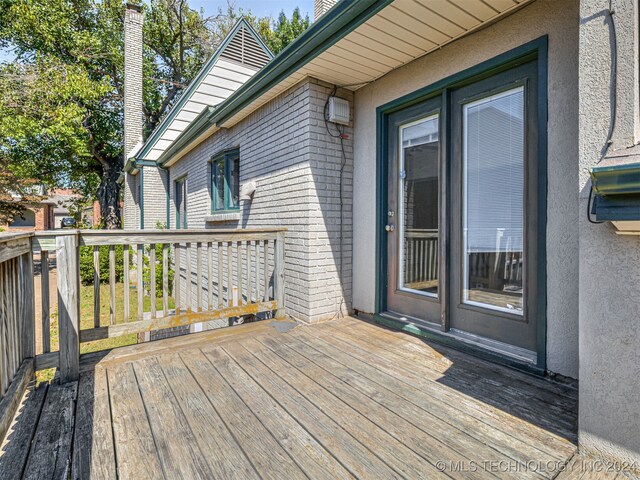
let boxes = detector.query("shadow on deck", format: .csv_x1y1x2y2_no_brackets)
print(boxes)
0,317,581,479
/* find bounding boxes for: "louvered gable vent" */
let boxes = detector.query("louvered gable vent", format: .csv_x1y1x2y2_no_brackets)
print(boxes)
220,26,271,70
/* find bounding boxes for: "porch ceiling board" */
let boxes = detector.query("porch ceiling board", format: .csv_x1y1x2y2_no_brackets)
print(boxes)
217,0,533,129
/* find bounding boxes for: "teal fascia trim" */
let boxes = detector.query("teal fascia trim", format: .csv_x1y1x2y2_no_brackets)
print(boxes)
211,0,394,127
139,167,144,229
591,162,640,196
592,193,640,221
157,106,216,167
137,18,273,162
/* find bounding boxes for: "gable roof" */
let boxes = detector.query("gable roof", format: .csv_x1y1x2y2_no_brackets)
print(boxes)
135,18,273,163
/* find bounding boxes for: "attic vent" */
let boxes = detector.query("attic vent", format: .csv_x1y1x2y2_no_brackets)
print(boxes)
220,27,271,70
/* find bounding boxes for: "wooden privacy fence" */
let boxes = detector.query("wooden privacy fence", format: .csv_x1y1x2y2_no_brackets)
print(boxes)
0,233,35,443
32,228,286,383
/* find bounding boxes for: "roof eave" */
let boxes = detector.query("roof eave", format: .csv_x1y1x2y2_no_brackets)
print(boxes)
211,0,394,127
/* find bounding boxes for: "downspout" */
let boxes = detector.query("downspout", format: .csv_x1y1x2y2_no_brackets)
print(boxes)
139,167,144,229
158,165,171,229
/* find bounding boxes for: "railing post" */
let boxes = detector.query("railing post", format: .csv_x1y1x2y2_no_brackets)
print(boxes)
19,248,35,360
274,231,286,319
57,232,80,383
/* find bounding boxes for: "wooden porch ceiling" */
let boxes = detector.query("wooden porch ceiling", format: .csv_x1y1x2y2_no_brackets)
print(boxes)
1,318,581,479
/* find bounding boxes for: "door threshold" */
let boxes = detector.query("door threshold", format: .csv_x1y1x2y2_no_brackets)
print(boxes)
374,312,542,375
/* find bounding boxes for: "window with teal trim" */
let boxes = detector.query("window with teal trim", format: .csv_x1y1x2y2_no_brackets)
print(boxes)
175,176,187,229
211,149,240,212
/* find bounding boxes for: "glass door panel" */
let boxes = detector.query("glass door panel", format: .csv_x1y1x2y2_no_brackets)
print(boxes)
399,115,440,297
462,87,524,314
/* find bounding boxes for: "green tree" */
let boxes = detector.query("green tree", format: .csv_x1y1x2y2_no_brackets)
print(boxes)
267,7,310,54
0,1,307,226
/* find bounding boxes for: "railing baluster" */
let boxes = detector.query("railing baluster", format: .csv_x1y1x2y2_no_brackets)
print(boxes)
93,246,100,328
237,241,243,306
217,242,223,309
6,261,15,379
124,245,130,322
227,242,232,307
254,241,259,305
57,233,80,383
185,242,192,312
196,242,202,312
174,243,181,314
40,251,50,354
207,243,213,310
137,244,143,321
275,232,285,318
1,262,7,395
109,245,116,325
19,252,35,360
247,241,253,304
162,244,169,317
263,240,269,301
150,244,156,319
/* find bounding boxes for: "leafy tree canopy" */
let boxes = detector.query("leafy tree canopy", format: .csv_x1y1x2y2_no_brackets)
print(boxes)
0,0,309,227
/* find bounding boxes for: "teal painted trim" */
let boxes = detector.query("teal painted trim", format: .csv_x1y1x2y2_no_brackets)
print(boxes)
591,161,640,195
377,37,546,115
157,106,216,167
370,314,545,376
174,174,188,229
136,159,158,167
593,193,640,221
375,37,549,371
139,167,145,229
211,0,394,127
138,18,273,162
210,147,241,213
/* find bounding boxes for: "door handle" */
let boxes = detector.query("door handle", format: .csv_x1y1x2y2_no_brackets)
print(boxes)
385,224,395,232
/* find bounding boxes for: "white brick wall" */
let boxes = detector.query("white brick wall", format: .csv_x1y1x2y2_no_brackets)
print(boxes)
123,172,139,229
142,166,168,229
168,78,353,323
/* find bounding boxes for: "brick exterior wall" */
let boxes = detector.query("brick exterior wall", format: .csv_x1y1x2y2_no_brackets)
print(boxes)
124,172,139,229
167,78,353,323
142,166,168,229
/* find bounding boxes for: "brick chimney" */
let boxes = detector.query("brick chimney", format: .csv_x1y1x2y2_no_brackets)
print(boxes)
314,0,337,21
124,3,143,159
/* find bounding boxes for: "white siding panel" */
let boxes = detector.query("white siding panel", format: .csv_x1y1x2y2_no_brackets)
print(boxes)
216,58,259,77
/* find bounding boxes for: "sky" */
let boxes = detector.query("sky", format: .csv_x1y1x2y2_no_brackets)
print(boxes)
0,0,315,62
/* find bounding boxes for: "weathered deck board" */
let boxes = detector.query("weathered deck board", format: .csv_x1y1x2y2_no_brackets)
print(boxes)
260,333,546,480
159,353,260,479
1,318,583,480
72,368,117,480
0,384,48,480
181,348,307,480
23,382,77,480
221,339,433,479
203,346,355,479
133,357,212,479
107,362,164,480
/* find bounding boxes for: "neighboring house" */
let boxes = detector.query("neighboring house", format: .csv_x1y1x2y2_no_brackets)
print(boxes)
125,0,640,468
3,188,79,230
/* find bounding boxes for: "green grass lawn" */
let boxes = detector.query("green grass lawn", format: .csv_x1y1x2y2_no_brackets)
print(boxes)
37,282,174,384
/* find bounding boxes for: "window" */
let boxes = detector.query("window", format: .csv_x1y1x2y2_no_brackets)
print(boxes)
9,209,36,228
211,149,240,212
175,176,187,229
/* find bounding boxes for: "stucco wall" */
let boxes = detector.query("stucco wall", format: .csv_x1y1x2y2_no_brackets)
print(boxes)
352,0,580,378
167,78,353,323
578,0,640,464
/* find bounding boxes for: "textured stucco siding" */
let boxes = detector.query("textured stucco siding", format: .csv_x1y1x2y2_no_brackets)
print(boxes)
352,0,580,378
167,78,353,323
578,0,640,465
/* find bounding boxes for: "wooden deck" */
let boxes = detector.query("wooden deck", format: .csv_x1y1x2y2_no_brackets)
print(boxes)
0,317,583,479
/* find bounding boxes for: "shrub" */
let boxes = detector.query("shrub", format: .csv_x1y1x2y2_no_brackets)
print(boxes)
142,243,174,296
79,245,125,285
